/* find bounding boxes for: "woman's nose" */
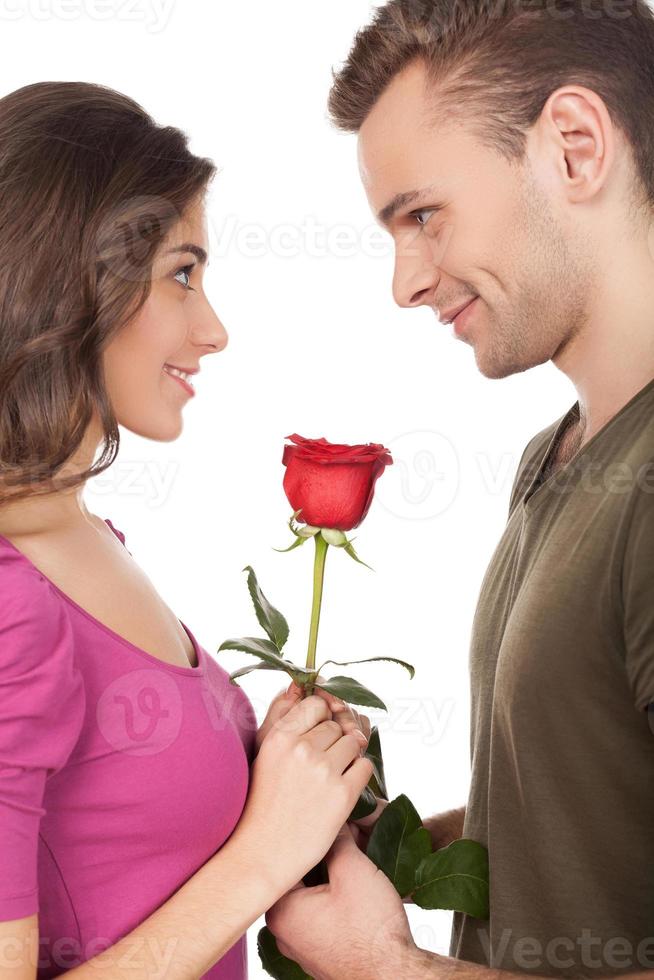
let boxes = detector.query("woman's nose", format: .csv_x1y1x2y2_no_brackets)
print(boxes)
195,307,228,353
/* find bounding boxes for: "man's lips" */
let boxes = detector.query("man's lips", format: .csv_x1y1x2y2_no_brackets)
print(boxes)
439,296,478,324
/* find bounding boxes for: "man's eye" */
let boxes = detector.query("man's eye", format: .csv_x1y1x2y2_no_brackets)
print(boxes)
413,209,437,227
174,264,196,291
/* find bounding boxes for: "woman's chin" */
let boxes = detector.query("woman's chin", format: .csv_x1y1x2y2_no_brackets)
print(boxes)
117,409,184,443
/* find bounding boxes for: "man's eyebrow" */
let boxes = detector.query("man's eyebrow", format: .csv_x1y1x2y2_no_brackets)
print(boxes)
165,243,209,266
377,188,447,227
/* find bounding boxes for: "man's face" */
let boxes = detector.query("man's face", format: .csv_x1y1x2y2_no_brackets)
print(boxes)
358,59,592,380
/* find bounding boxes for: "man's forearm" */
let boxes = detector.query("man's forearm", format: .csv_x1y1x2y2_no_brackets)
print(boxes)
423,804,466,850
386,946,500,980
389,946,653,980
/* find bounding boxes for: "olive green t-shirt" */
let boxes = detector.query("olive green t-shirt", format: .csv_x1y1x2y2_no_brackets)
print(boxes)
449,376,654,978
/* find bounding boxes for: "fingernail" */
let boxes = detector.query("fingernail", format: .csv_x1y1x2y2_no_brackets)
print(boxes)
353,728,368,744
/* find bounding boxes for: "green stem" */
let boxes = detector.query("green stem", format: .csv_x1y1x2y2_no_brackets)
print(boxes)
305,532,329,695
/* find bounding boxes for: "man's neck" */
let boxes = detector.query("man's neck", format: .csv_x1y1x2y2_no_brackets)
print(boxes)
553,342,654,450
550,229,654,445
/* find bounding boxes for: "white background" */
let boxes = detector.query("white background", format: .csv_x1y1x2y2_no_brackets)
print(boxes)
4,0,576,972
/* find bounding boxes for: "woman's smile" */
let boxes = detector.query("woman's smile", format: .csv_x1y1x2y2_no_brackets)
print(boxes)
162,363,196,397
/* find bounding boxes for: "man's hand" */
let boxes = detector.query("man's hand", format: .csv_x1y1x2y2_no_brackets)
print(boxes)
351,796,389,851
266,822,417,980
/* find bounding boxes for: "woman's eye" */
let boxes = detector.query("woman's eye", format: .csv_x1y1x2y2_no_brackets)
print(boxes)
174,264,196,291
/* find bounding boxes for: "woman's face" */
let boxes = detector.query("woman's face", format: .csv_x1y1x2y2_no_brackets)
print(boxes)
101,197,227,442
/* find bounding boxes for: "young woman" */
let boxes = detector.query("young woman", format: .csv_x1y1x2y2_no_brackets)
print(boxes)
0,81,375,979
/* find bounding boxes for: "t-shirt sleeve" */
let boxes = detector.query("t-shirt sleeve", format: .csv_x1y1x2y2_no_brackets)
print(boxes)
0,568,86,920
620,463,654,713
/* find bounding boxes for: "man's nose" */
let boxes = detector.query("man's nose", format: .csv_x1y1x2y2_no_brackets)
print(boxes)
391,232,441,308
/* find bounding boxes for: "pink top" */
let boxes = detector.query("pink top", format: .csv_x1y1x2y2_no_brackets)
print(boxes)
0,518,257,979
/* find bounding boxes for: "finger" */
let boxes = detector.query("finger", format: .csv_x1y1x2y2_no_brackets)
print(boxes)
326,731,368,773
256,685,302,747
348,821,367,852
325,821,369,881
352,795,388,829
326,702,370,749
343,706,370,740
331,703,368,741
274,693,332,737
267,684,303,723
303,718,346,752
277,938,295,959
312,679,346,715
342,755,375,799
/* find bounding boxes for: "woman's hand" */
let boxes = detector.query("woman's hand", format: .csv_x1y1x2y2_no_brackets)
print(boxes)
256,681,383,851
254,679,371,755
237,693,375,895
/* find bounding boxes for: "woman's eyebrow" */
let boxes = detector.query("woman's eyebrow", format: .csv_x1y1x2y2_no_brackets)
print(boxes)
165,242,209,265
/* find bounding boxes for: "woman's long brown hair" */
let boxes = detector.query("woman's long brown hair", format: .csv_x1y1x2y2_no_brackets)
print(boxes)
0,81,216,503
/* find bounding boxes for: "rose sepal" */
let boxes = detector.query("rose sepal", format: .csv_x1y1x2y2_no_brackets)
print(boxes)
275,513,374,568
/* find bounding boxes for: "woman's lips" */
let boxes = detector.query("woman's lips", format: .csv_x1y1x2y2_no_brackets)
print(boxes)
162,365,195,397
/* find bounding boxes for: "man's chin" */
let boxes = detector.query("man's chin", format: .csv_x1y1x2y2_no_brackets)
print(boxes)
475,354,532,381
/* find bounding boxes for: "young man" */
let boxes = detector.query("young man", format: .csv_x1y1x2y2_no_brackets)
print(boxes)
266,1,654,977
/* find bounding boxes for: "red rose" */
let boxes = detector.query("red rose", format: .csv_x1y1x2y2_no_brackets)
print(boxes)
282,433,393,531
